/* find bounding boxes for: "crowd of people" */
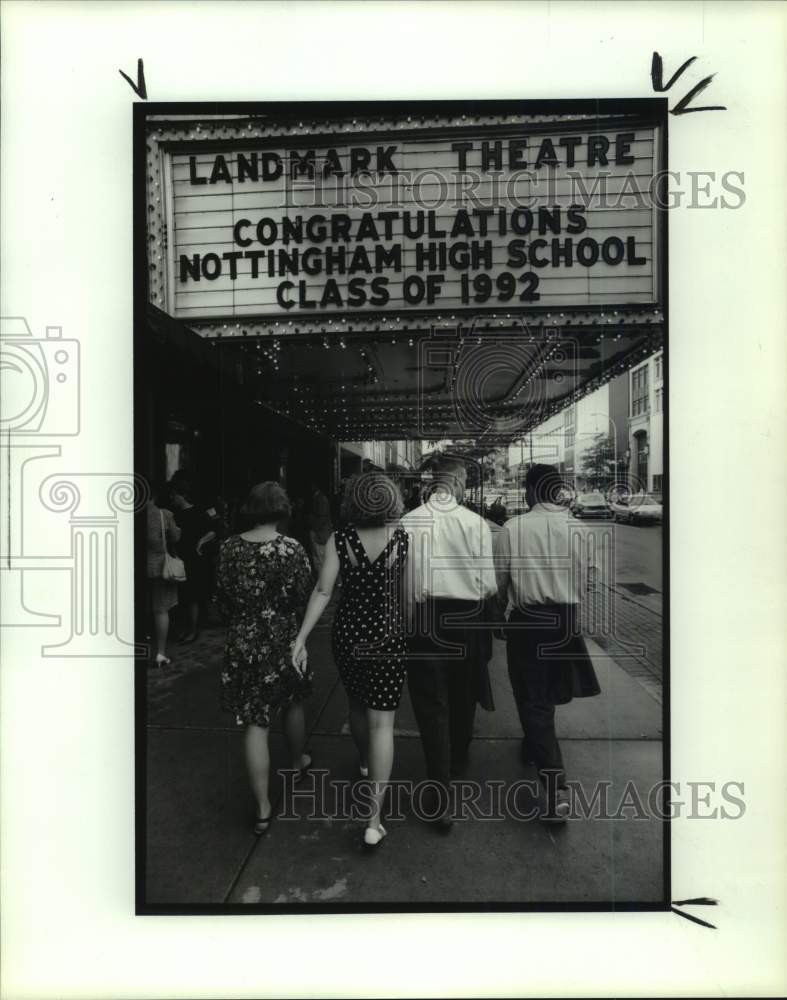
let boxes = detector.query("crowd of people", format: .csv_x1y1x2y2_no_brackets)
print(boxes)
145,460,601,847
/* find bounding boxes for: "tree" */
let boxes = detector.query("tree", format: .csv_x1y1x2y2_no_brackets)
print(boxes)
578,434,615,490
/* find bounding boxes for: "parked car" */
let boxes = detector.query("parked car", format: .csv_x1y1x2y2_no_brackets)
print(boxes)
556,487,575,506
570,492,612,519
609,491,663,524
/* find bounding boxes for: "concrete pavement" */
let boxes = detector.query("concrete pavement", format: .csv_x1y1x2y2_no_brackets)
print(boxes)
144,602,665,908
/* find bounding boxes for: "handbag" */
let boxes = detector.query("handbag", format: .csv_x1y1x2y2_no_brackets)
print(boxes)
160,509,187,583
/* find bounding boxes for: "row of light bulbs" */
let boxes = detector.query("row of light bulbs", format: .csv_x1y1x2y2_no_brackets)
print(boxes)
150,111,579,146
256,333,663,440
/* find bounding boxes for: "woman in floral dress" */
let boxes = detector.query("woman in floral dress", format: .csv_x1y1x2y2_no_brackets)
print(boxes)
217,482,313,834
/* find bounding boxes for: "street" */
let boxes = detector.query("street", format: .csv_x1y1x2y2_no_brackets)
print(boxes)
570,519,664,695
573,518,663,599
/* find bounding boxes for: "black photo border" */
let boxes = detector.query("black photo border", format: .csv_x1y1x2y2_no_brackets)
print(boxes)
133,97,670,916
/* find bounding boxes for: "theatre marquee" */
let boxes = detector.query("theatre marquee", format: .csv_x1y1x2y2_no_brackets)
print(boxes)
154,117,663,322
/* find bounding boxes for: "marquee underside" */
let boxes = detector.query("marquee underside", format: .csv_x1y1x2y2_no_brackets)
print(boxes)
172,312,664,443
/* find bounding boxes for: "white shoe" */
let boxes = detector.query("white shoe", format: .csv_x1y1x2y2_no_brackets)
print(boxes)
359,764,369,778
363,824,387,847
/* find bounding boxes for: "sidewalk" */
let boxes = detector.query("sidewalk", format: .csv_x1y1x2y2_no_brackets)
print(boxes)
582,583,664,703
145,607,664,907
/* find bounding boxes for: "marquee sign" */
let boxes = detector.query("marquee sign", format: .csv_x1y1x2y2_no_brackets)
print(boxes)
163,125,660,320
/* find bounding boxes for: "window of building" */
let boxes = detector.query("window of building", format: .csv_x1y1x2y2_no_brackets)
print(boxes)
654,386,663,412
653,474,663,492
631,365,649,417
654,354,663,383
563,404,576,447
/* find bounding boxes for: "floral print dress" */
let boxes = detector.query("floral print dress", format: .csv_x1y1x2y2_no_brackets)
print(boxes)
217,534,312,727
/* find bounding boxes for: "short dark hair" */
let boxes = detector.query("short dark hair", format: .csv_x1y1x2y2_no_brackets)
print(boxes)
153,482,173,509
340,472,403,527
524,464,562,505
241,481,291,525
434,455,467,480
167,473,198,505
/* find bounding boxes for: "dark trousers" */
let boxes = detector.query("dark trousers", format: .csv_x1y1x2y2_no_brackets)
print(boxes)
406,598,483,793
504,603,599,789
506,664,566,788
407,658,477,789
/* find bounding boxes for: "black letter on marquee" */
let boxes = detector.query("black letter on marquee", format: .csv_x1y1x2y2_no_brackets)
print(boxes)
376,146,398,174
290,151,316,180
233,219,252,247
237,153,258,183
188,156,207,185
587,136,610,167
534,138,559,170
558,136,581,168
615,133,636,165
451,141,474,171
508,139,527,169
210,153,232,184
179,254,200,282
350,148,372,175
210,155,232,185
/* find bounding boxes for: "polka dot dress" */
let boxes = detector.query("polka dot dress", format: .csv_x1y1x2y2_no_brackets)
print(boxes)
331,525,409,711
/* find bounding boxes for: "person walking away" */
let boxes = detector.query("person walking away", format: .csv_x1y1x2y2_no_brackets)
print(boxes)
289,495,310,552
494,463,601,822
401,456,498,831
217,482,314,835
168,477,218,643
292,472,409,848
307,481,333,575
145,489,181,667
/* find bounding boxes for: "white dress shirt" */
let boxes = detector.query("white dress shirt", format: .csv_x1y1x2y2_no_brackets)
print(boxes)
401,492,498,603
495,502,597,607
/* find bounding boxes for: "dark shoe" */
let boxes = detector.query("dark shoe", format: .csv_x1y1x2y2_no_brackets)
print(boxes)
417,783,451,826
435,812,454,833
520,738,535,765
293,752,314,783
254,807,273,836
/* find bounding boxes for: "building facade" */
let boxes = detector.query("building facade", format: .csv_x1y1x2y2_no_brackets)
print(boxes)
509,349,664,494
627,349,664,493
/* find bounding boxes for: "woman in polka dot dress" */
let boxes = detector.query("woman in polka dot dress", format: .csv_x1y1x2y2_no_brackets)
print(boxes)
292,472,409,847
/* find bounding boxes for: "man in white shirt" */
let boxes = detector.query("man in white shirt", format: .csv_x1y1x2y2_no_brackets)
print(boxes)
401,456,498,829
494,463,601,822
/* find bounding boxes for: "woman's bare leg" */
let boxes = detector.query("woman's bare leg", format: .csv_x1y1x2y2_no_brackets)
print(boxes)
153,609,170,658
245,724,271,819
367,708,396,830
180,601,200,641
